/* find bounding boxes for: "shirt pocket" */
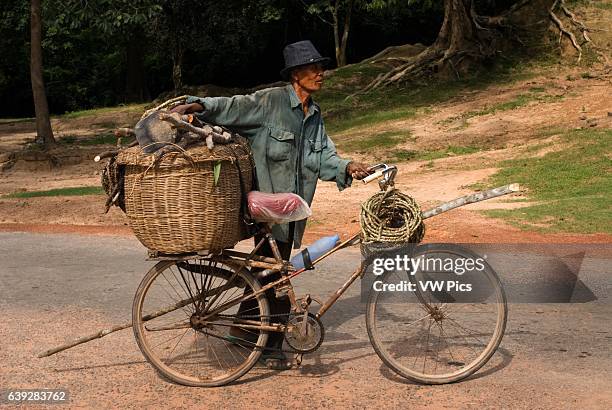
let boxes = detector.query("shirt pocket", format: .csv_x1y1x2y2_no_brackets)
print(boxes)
304,134,323,173
267,127,295,161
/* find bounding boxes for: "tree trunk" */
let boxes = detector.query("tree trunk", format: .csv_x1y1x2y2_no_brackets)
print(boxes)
338,0,353,67
435,0,475,51
172,44,184,92
30,0,55,148
125,31,146,102
331,0,352,67
332,1,342,67
429,0,496,77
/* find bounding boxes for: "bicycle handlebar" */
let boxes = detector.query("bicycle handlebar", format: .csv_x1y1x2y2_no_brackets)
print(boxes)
362,163,397,187
362,169,385,184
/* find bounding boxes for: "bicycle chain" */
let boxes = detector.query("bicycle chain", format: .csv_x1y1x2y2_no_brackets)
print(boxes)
219,312,304,355
230,312,291,319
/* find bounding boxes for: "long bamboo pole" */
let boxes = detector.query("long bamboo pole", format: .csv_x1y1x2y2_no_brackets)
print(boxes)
38,281,235,358
421,183,520,219
37,296,195,358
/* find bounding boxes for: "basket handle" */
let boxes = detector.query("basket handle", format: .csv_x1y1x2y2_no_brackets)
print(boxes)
141,95,189,119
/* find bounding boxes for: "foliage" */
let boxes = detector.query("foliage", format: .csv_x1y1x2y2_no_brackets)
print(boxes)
0,0,586,117
55,0,163,34
366,0,436,12
1,0,290,117
0,2,32,118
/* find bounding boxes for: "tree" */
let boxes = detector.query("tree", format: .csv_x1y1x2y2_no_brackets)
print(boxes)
156,0,284,90
152,0,202,91
303,0,358,67
30,0,55,148
57,0,163,102
360,0,558,92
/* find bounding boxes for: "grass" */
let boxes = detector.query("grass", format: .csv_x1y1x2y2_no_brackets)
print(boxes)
523,141,556,153
528,86,546,93
91,121,119,129
338,127,480,163
323,50,563,160
396,145,481,161
319,52,549,136
390,150,418,161
467,181,489,191
341,130,410,153
426,145,479,158
0,117,35,124
59,133,117,146
481,128,611,234
58,103,147,119
534,127,567,139
593,2,612,10
4,186,104,198
1,104,146,124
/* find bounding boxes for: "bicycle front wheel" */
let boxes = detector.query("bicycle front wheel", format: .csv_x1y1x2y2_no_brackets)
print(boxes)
132,258,269,387
366,244,507,384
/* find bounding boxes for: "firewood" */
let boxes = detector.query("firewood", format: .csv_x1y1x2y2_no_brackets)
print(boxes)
114,128,135,138
94,150,119,162
158,112,232,150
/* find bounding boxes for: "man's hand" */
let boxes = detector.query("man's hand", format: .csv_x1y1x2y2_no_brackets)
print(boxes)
169,102,204,115
346,161,371,180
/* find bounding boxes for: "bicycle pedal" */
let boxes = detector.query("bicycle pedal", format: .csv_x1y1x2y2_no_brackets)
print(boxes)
263,358,292,371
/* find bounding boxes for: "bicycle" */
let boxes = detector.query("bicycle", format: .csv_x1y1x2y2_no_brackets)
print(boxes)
131,163,508,387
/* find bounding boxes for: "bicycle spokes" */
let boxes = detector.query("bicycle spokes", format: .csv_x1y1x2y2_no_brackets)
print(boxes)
132,259,270,386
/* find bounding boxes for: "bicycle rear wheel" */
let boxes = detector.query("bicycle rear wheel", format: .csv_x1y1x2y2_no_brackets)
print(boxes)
132,258,269,387
366,244,507,384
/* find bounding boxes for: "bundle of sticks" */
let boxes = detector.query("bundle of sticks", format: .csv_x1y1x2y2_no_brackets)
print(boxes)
95,112,235,163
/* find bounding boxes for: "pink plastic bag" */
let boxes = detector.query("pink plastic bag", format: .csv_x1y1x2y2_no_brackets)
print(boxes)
247,191,312,224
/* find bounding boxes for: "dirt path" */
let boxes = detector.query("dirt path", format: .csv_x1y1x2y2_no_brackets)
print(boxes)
0,63,610,245
1,177,610,245
2,233,611,409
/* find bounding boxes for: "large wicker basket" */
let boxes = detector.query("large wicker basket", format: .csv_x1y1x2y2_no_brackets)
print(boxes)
115,137,254,254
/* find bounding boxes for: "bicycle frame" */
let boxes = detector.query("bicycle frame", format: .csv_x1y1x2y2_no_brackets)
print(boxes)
207,224,363,330
189,163,401,332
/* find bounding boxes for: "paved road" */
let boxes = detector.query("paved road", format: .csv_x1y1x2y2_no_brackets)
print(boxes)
0,232,611,408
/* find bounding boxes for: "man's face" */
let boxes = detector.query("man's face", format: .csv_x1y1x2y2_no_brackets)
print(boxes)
291,63,324,93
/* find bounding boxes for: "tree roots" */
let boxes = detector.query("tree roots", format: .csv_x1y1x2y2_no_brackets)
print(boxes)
352,0,604,96
549,0,588,62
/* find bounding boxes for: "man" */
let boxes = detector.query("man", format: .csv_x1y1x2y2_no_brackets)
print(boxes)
171,40,369,369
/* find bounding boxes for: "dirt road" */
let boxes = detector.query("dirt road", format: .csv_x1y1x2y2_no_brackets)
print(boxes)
1,232,610,408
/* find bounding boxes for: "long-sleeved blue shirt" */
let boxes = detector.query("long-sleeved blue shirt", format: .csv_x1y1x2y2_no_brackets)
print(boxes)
186,84,352,248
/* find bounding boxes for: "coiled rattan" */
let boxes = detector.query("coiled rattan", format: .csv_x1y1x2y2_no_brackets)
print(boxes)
360,188,425,243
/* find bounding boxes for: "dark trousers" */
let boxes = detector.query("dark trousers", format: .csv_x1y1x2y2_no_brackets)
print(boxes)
238,224,294,352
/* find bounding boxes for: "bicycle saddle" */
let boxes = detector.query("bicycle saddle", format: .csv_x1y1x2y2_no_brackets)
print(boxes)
247,191,312,224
